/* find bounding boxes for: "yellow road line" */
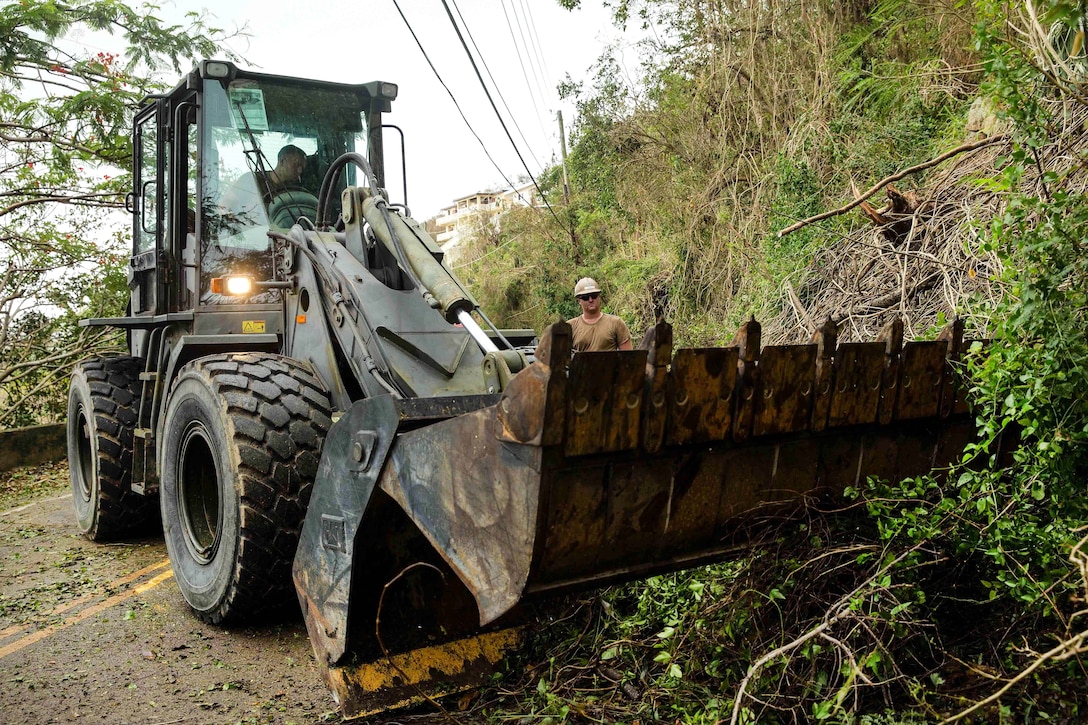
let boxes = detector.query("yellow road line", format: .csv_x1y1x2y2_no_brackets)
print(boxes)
0,569,174,660
0,559,172,641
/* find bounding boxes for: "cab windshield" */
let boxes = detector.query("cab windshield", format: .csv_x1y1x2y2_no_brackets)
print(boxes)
199,77,371,304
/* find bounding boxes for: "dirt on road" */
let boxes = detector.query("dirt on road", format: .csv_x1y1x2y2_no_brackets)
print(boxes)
0,462,339,725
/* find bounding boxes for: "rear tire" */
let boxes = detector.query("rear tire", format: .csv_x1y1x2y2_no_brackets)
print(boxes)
159,353,332,623
67,356,157,540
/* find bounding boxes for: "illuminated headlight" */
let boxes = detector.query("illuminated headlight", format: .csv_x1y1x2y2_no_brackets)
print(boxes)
211,276,254,296
227,276,254,295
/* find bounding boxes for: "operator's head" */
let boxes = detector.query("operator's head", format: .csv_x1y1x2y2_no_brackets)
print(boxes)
276,145,306,182
574,276,602,313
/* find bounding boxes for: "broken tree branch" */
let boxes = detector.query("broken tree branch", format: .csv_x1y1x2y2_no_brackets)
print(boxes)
786,280,818,334
777,135,1009,238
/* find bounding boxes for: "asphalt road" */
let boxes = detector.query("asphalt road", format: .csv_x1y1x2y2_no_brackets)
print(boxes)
0,468,338,725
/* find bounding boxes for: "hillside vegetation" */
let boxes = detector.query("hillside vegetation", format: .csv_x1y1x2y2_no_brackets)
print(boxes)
448,1,1088,722
458,0,996,345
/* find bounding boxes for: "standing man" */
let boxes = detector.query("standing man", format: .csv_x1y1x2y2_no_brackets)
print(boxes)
568,277,633,352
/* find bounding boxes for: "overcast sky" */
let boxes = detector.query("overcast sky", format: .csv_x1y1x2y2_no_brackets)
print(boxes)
181,0,647,219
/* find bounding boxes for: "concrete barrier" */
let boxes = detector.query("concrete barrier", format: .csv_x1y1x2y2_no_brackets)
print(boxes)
0,423,67,472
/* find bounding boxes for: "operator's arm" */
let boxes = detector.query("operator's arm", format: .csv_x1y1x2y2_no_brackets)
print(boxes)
217,172,268,231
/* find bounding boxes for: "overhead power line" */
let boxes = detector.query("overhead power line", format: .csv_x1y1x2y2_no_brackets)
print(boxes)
509,0,553,109
449,0,544,169
499,0,551,142
389,0,521,201
438,0,568,231
518,0,556,106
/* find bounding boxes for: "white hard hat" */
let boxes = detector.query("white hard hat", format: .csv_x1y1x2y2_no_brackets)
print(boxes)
573,277,601,297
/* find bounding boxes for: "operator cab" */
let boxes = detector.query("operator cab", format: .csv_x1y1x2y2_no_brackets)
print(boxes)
129,60,398,320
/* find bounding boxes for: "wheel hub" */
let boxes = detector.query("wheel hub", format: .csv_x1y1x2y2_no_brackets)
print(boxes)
75,405,94,503
177,423,222,564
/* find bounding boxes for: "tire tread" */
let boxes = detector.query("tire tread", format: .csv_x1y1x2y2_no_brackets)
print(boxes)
171,353,332,623
70,356,158,540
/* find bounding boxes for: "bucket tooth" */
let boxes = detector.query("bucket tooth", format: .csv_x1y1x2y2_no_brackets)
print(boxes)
640,320,672,453
937,318,966,418
811,317,837,432
877,317,905,423
732,317,761,441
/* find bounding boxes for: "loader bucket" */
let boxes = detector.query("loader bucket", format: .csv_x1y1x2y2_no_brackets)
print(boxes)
294,316,991,716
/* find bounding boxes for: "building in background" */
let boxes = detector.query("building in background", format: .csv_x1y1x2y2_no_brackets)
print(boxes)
430,182,540,263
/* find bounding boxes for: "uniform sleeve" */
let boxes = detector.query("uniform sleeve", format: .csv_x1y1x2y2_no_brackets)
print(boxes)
613,317,631,348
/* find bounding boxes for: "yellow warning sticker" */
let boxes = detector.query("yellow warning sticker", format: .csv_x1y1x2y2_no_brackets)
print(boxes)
242,320,266,334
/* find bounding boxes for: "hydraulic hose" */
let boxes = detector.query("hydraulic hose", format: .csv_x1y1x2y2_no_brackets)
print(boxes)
317,153,423,295
317,152,378,228
317,152,513,354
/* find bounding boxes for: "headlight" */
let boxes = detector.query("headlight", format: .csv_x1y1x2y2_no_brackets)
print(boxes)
210,276,254,296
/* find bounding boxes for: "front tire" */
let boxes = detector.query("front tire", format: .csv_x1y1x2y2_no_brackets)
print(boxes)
67,356,156,540
159,354,332,623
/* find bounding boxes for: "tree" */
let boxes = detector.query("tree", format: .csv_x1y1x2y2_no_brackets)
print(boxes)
0,0,239,427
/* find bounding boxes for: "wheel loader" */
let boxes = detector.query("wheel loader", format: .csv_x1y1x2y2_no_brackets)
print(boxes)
67,60,987,717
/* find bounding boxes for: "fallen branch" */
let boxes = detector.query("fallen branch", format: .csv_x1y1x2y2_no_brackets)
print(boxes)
729,611,843,725
777,135,1009,238
938,629,1088,724
729,545,925,725
786,280,818,334
940,531,1088,723
865,271,941,313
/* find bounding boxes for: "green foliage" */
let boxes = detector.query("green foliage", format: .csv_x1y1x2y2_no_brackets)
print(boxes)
494,562,749,723
765,157,827,281
837,1,1088,720
561,52,633,228
860,25,1088,605
0,1,237,426
872,0,1088,582
467,0,1088,721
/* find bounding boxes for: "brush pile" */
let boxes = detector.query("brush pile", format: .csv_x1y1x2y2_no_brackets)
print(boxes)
765,96,1088,345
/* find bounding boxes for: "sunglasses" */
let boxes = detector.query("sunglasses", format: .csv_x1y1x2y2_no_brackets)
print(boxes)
577,292,600,301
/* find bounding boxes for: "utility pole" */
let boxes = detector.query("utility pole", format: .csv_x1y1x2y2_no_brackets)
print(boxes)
557,110,570,206
557,110,578,253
